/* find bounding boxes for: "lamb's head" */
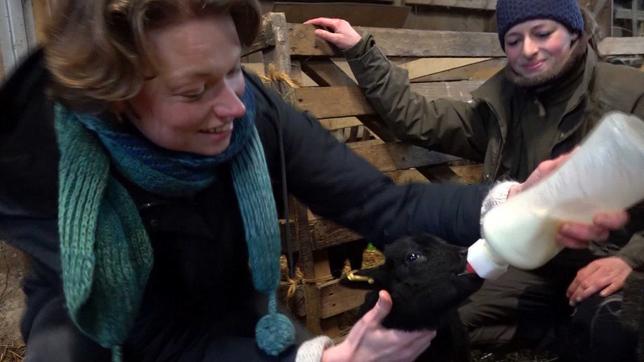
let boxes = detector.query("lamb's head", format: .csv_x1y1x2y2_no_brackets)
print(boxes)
342,234,483,330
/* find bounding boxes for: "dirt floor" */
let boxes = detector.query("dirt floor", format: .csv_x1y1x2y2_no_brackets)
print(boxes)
0,242,26,362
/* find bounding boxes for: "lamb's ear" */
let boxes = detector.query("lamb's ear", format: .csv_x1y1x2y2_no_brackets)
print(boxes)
340,266,386,289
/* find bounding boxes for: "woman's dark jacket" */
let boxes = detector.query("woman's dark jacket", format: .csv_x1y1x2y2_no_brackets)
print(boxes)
0,51,487,360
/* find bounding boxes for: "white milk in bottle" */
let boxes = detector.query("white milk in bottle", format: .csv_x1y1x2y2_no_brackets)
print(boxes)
471,112,644,277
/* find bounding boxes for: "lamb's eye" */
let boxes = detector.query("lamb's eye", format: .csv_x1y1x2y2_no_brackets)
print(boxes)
406,252,424,263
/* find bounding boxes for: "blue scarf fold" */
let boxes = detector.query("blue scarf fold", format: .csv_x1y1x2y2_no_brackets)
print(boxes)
75,94,253,196
55,81,294,361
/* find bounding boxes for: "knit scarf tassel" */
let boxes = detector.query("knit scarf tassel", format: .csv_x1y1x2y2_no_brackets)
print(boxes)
232,126,295,356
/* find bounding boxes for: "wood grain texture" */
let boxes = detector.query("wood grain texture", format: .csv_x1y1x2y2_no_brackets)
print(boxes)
289,24,505,57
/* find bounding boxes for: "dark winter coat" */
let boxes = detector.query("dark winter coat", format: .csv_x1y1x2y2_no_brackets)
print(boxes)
0,50,488,360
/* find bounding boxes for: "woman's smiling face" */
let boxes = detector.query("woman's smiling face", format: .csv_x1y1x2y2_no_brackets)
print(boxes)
504,19,579,82
126,13,246,156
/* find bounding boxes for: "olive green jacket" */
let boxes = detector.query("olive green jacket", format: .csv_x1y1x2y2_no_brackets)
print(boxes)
344,34,644,270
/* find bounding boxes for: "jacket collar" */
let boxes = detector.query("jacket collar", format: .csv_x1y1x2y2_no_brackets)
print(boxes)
471,46,598,141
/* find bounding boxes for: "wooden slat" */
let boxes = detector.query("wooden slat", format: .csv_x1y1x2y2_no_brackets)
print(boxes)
304,58,398,141
319,117,363,131
403,0,497,10
404,6,495,32
273,2,409,28
598,37,644,56
318,279,369,319
310,219,361,249
400,57,490,80
579,0,612,38
614,8,644,21
301,59,356,86
289,24,505,57
294,86,373,118
330,59,358,83
412,58,506,82
420,163,483,184
385,168,431,184
243,14,275,56
288,27,644,59
32,0,51,43
242,62,266,77
350,142,459,173
294,81,482,119
262,13,289,75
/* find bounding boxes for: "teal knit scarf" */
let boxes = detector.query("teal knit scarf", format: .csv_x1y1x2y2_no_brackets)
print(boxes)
54,84,294,361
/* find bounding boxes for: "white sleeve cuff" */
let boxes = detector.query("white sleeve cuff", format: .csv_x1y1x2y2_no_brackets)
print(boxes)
481,181,519,216
296,336,335,362
481,181,519,231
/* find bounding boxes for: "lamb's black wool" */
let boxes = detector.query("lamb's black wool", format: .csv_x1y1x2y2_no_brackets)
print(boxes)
342,234,484,361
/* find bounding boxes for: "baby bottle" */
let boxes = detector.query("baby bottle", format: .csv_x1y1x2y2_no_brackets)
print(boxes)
469,112,644,278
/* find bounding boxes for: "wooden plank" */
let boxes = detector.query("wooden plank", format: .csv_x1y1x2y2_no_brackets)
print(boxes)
350,142,460,173
404,6,495,32
243,14,276,56
400,57,490,80
449,164,483,184
310,219,361,249
318,279,369,319
273,2,409,28
385,168,431,184
347,139,385,149
31,0,51,43
294,81,482,119
420,163,483,184
301,59,356,86
294,86,373,118
242,62,266,77
263,13,290,75
579,0,612,37
330,59,357,83
289,24,505,57
307,59,397,141
412,58,506,82
403,0,497,10
319,117,363,131
614,8,644,21
598,37,644,56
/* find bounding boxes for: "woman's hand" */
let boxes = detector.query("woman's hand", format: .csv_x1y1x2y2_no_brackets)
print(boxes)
304,17,362,51
322,290,436,362
508,153,629,249
566,256,633,305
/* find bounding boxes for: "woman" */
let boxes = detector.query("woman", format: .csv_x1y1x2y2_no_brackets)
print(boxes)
0,0,624,361
306,0,643,360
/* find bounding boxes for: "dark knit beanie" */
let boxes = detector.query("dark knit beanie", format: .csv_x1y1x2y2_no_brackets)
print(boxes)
496,0,584,49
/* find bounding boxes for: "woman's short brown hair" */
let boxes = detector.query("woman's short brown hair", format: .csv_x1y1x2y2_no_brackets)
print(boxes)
45,0,261,111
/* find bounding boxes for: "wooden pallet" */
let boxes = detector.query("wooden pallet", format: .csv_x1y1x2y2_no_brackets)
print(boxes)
248,9,644,337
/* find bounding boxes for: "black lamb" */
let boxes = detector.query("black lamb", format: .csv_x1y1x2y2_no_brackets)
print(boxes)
341,234,484,361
